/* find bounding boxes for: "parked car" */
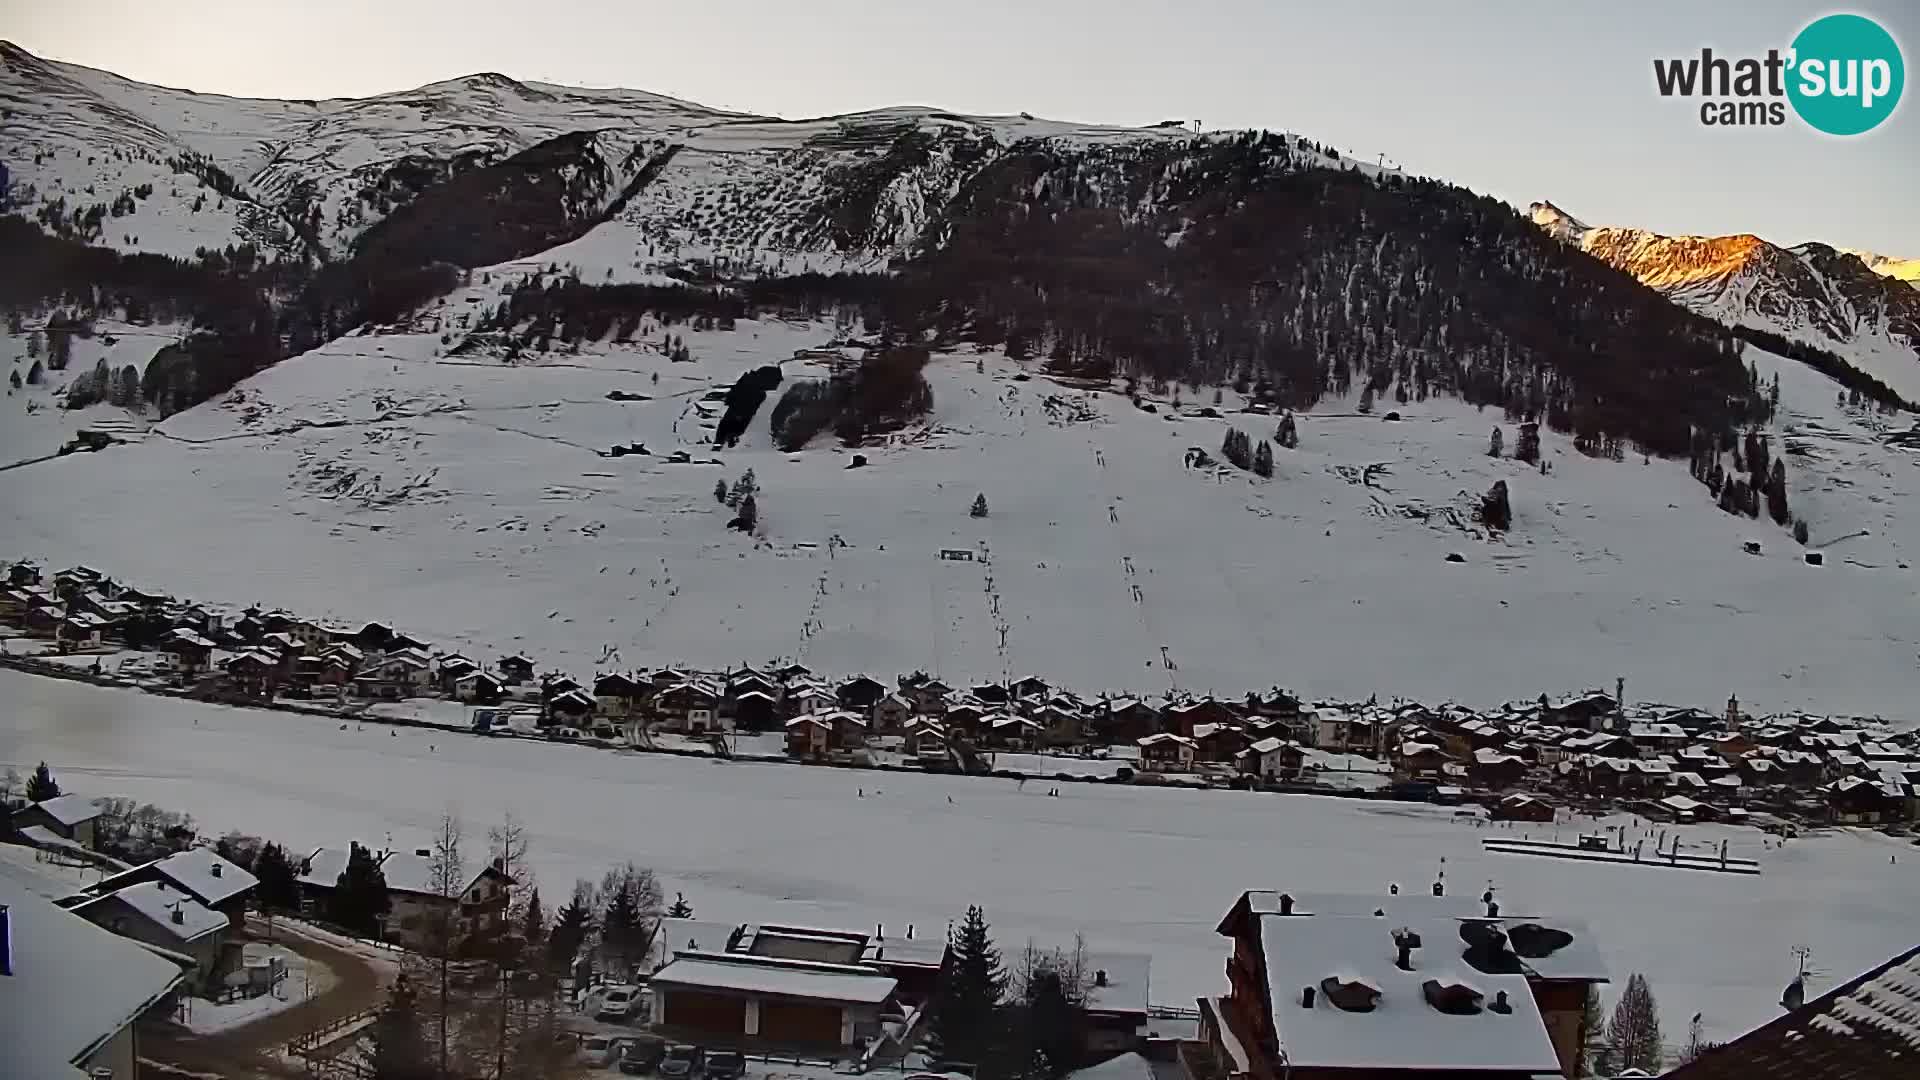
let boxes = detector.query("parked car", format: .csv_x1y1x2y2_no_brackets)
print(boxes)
597,984,642,1021
704,1051,744,1080
617,1035,669,1075
658,1044,705,1079
581,1035,639,1068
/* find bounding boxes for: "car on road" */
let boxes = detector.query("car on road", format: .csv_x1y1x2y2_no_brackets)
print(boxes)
657,1044,705,1079
616,1035,669,1074
704,1050,744,1080
597,984,643,1022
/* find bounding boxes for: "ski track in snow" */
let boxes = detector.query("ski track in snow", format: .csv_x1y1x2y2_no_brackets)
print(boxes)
0,668,1913,1048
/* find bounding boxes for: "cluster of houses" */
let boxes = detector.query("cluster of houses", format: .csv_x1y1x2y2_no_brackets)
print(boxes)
5,562,1915,829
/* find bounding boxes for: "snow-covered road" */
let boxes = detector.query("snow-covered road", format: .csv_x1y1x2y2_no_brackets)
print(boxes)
2,669,1912,1046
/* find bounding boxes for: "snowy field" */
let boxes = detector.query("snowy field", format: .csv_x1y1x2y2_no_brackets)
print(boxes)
3,669,1914,1047
2,302,1916,717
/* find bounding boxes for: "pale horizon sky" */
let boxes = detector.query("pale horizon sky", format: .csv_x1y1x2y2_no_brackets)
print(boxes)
9,1,1918,254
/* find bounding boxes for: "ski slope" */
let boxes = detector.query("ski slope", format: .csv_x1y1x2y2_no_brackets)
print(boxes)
1,668,1912,1048
1,297,1915,716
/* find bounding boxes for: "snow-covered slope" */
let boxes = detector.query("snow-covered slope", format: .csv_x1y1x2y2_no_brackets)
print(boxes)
1530,201,1920,403
3,283,1915,715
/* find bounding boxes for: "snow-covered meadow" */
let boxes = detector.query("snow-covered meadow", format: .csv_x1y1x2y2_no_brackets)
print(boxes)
2,296,1916,715
1,669,1912,1047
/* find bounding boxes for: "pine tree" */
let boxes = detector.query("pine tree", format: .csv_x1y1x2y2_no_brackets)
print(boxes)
1252,439,1274,478
1489,427,1503,458
26,360,41,385
930,905,1008,1067
1579,986,1608,1077
369,975,434,1080
971,493,989,518
26,330,40,358
733,493,758,533
329,841,390,938
1275,412,1298,449
520,886,546,954
667,892,694,919
714,479,728,504
546,881,593,976
1478,480,1512,531
1607,973,1664,1074
8,370,19,391
726,468,756,508
1793,518,1810,545
1358,384,1374,414
25,761,61,802
252,842,300,910
1766,459,1790,525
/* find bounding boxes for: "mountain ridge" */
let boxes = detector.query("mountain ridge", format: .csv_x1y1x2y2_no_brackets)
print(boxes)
1529,200,1920,404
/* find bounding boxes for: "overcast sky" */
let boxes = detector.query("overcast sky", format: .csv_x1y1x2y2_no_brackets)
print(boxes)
10,0,1917,254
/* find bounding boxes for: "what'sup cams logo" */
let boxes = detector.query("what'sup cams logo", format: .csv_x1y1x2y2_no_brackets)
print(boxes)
1654,13,1904,134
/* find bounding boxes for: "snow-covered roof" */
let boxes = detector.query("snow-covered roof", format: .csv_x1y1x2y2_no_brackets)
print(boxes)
1243,890,1491,920
73,880,228,943
1137,733,1195,748
297,846,354,890
1083,950,1151,1016
650,951,897,1004
97,848,258,908
1066,1052,1155,1080
166,628,215,649
23,794,100,827
0,875,188,1080
657,918,743,961
377,850,500,897
1258,915,1562,1073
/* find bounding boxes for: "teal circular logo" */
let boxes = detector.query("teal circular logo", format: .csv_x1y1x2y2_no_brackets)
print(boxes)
1787,14,1904,135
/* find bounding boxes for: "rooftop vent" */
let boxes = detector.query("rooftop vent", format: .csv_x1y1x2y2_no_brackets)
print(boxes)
1490,989,1514,1015
1319,976,1381,1013
170,905,185,925
1392,927,1423,971
1095,969,1109,987
1279,893,1295,915
1300,985,1315,1008
210,862,222,878
1423,979,1485,1015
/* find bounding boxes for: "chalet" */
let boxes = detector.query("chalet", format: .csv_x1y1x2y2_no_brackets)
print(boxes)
1237,737,1307,782
1824,776,1906,824
1470,747,1529,790
377,850,513,951
1010,675,1051,700
67,881,232,990
22,603,61,638
1137,733,1196,773
941,702,985,736
1082,951,1152,1054
435,654,479,693
971,682,1012,706
726,669,780,702
786,685,839,719
59,611,107,650
1194,723,1250,764
162,628,215,674
0,875,191,1080
224,650,281,697
548,688,596,724
1207,890,1607,1080
1491,794,1556,823
1662,942,1920,1080
786,715,833,759
75,849,258,930
1246,689,1304,723
1032,704,1083,747
828,711,869,748
453,670,504,704
1165,698,1238,738
871,693,914,733
4,559,39,585
903,718,947,759
13,794,102,849
985,713,1042,750
1095,698,1161,744
1654,794,1712,823
901,677,953,714
594,672,645,717
388,631,430,653
731,689,777,731
1395,741,1451,782
498,654,535,685
836,676,888,712
52,565,104,598
774,662,813,683
648,949,897,1051
1547,690,1619,731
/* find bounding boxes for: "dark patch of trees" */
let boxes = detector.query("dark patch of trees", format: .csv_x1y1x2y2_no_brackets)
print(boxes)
768,346,934,450
1478,480,1512,531
1732,326,1913,411
714,365,784,447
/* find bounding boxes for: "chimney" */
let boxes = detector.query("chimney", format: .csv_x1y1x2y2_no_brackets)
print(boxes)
171,905,185,925
1278,893,1294,915
1392,928,1422,971
1490,990,1513,1015
907,923,915,940
877,923,884,941
1,905,11,976
211,862,222,878
1095,969,1109,988
1300,986,1316,1008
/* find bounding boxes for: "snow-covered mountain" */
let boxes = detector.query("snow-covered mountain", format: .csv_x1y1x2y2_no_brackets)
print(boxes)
1530,201,1920,403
